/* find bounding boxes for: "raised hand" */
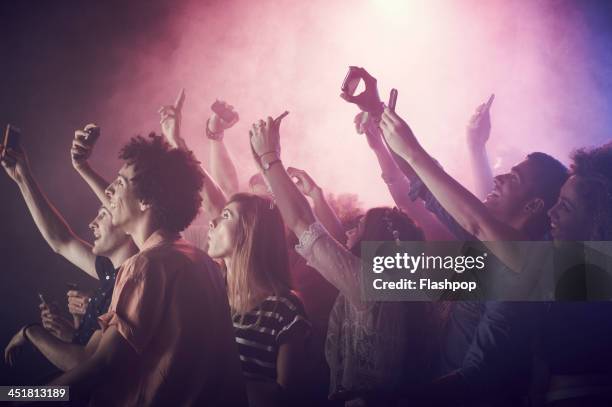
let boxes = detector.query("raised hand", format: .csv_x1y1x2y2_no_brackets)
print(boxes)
379,107,419,159
354,111,384,150
159,88,185,148
71,123,100,169
466,94,494,150
0,144,30,184
40,302,76,342
207,100,239,138
249,111,288,169
287,167,320,197
340,67,383,115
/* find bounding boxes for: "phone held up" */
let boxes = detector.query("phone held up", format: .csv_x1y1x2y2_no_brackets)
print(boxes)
388,89,398,112
340,66,384,116
2,124,21,159
341,66,363,96
84,126,100,145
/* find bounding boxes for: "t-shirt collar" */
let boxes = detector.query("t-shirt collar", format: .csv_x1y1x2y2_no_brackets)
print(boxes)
142,229,179,251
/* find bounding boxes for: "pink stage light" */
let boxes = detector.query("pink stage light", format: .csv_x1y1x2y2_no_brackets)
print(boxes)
95,0,603,209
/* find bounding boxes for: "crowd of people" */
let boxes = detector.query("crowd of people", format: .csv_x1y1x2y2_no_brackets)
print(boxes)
2,67,612,406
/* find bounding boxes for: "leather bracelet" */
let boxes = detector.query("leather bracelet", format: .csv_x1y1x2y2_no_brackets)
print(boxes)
205,118,224,141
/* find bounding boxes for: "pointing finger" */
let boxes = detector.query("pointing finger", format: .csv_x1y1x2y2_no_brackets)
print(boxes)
485,93,495,110
174,88,186,111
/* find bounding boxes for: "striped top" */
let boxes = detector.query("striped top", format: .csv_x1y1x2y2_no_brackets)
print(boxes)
233,293,310,381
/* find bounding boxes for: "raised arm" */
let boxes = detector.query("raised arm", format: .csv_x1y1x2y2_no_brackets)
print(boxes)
206,100,240,196
286,166,346,244
355,111,453,240
159,90,227,218
379,108,526,271
1,146,97,278
466,95,495,200
249,115,365,309
249,115,315,237
71,124,111,205
355,111,413,206
380,108,522,239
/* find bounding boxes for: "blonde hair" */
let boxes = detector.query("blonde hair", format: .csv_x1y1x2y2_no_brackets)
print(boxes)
225,193,292,320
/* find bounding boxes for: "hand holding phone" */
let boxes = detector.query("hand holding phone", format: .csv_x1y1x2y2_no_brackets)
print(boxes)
340,66,383,116
71,124,100,163
83,124,100,145
66,283,78,291
2,125,21,159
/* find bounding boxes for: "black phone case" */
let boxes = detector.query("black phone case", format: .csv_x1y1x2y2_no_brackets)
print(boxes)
4,125,21,150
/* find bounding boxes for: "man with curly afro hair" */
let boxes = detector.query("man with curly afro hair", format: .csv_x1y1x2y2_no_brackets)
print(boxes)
52,133,247,406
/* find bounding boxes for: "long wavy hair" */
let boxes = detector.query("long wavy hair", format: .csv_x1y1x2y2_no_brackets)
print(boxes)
224,193,292,319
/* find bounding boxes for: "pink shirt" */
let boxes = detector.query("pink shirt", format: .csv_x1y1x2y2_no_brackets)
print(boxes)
96,231,247,406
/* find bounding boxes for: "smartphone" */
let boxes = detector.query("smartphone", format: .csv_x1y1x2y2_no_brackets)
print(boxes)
66,283,78,291
38,293,47,305
388,89,398,112
84,126,100,145
3,124,21,155
211,100,238,123
341,66,362,96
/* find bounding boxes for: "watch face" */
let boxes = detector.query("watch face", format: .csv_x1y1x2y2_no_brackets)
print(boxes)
262,157,280,171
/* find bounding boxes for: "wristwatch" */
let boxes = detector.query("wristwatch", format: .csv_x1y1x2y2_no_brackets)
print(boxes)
260,152,281,171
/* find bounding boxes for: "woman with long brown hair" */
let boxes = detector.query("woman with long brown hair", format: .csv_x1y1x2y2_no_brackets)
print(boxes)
207,192,311,407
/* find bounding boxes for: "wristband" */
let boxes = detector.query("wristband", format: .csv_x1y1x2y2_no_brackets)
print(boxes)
262,158,282,171
205,118,224,141
259,151,278,160
259,151,280,170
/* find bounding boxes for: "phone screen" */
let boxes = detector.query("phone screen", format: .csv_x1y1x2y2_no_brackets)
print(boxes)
84,127,100,144
3,124,21,151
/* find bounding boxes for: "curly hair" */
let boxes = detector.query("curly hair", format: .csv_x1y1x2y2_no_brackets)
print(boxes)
570,142,612,239
118,133,204,233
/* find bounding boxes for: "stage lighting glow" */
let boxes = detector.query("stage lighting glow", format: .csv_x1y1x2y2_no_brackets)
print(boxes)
92,0,609,209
